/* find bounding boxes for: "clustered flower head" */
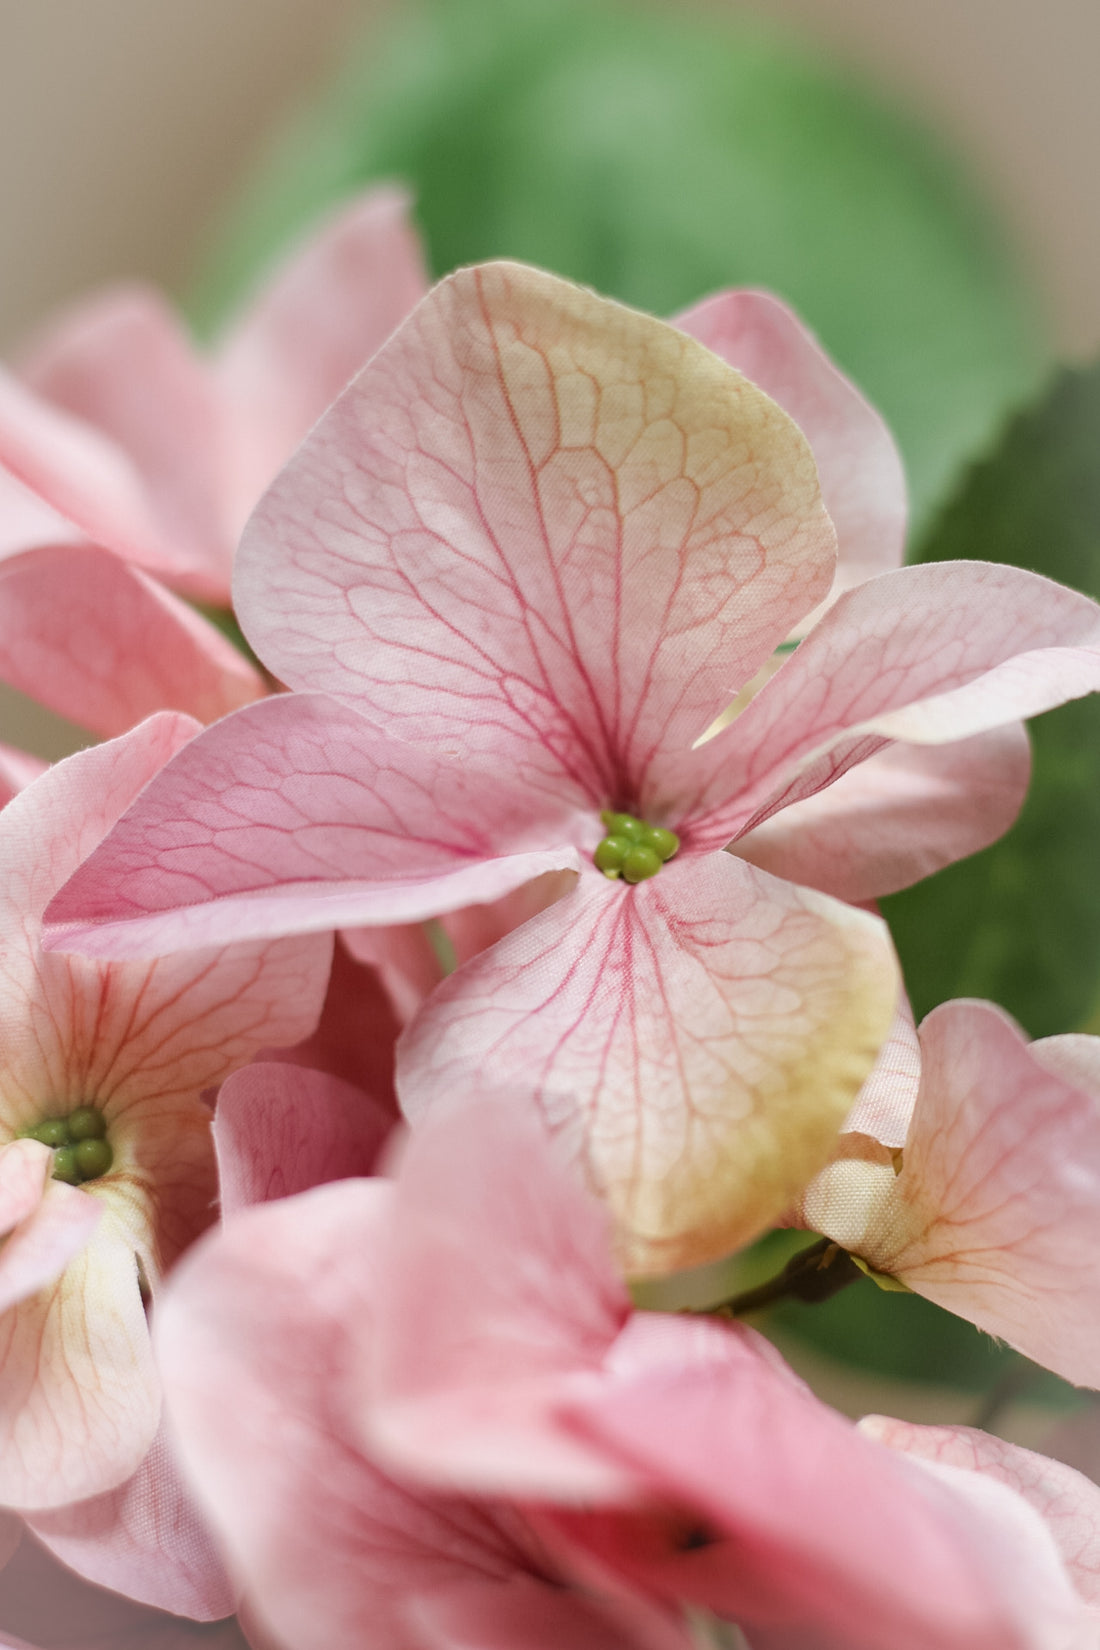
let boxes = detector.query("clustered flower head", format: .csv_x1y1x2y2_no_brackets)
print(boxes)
0,186,1099,1648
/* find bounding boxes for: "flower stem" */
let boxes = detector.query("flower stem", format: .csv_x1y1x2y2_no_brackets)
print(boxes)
706,1236,865,1318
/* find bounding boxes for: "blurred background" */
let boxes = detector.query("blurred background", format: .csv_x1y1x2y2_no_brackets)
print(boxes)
2,0,1098,1442
2,0,1098,354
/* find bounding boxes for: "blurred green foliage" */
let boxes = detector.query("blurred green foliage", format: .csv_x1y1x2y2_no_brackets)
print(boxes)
885,363,1100,1037
194,0,1042,528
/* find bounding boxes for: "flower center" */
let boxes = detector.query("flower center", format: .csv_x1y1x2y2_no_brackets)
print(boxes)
18,1106,114,1185
594,810,680,883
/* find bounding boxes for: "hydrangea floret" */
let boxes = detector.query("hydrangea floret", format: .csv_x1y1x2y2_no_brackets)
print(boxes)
41,262,1100,1275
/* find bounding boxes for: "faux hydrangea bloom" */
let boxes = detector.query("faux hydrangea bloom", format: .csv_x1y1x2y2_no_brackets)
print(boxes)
158,1093,1100,1650
0,714,330,1530
799,998,1100,1389
0,188,427,736
43,263,1100,1271
158,1179,693,1650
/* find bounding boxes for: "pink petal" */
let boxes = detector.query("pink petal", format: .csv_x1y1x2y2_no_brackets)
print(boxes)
216,186,429,531
675,288,906,604
861,1418,1100,1608
42,693,581,958
0,371,217,599
17,285,230,595
552,1360,1087,1650
234,261,836,807
840,995,921,1146
735,722,1031,902
0,710,198,923
214,1062,392,1216
0,744,45,808
267,934,402,1108
0,469,83,559
0,544,263,737
0,718,333,1288
842,1000,1100,1386
682,560,1100,850
27,1425,236,1620
0,1529,249,1650
367,1095,635,1502
399,852,898,1274
0,1141,52,1236
0,1225,158,1508
157,1182,548,1650
442,868,581,968
0,1177,101,1314
346,873,579,1029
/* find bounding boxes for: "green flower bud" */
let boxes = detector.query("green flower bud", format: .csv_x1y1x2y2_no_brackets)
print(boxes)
641,825,680,862
621,844,663,883
51,1146,82,1185
74,1138,113,1181
67,1106,107,1141
34,1117,70,1148
594,835,632,876
601,811,645,841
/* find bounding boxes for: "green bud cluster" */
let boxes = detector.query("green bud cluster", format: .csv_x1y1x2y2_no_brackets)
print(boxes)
594,810,681,883
17,1106,114,1186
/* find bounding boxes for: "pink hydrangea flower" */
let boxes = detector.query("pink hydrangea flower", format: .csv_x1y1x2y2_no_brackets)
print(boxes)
0,714,330,1611
157,1090,1099,1650
44,263,1100,1272
0,189,428,736
798,997,1100,1389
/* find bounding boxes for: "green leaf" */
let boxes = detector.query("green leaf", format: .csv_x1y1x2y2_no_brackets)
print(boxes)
192,0,1041,527
884,364,1100,1036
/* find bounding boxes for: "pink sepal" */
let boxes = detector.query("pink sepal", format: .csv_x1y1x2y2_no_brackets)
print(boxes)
214,1061,393,1216
675,287,907,609
0,544,262,737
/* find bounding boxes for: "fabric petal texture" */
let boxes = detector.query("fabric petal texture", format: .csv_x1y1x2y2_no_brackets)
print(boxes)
683,560,1100,850
0,544,263,737
41,692,582,957
0,1173,101,1315
674,287,907,606
815,1000,1100,1387
234,260,837,804
214,1062,393,1216
0,717,333,1508
0,1225,159,1509
860,1418,1100,1610
399,852,898,1273
734,723,1031,902
26,1424,236,1620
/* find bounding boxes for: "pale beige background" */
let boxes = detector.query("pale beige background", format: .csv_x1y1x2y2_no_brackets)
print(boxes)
0,0,1097,760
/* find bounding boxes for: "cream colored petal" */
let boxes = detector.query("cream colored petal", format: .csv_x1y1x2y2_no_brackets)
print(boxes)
0,1219,158,1508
